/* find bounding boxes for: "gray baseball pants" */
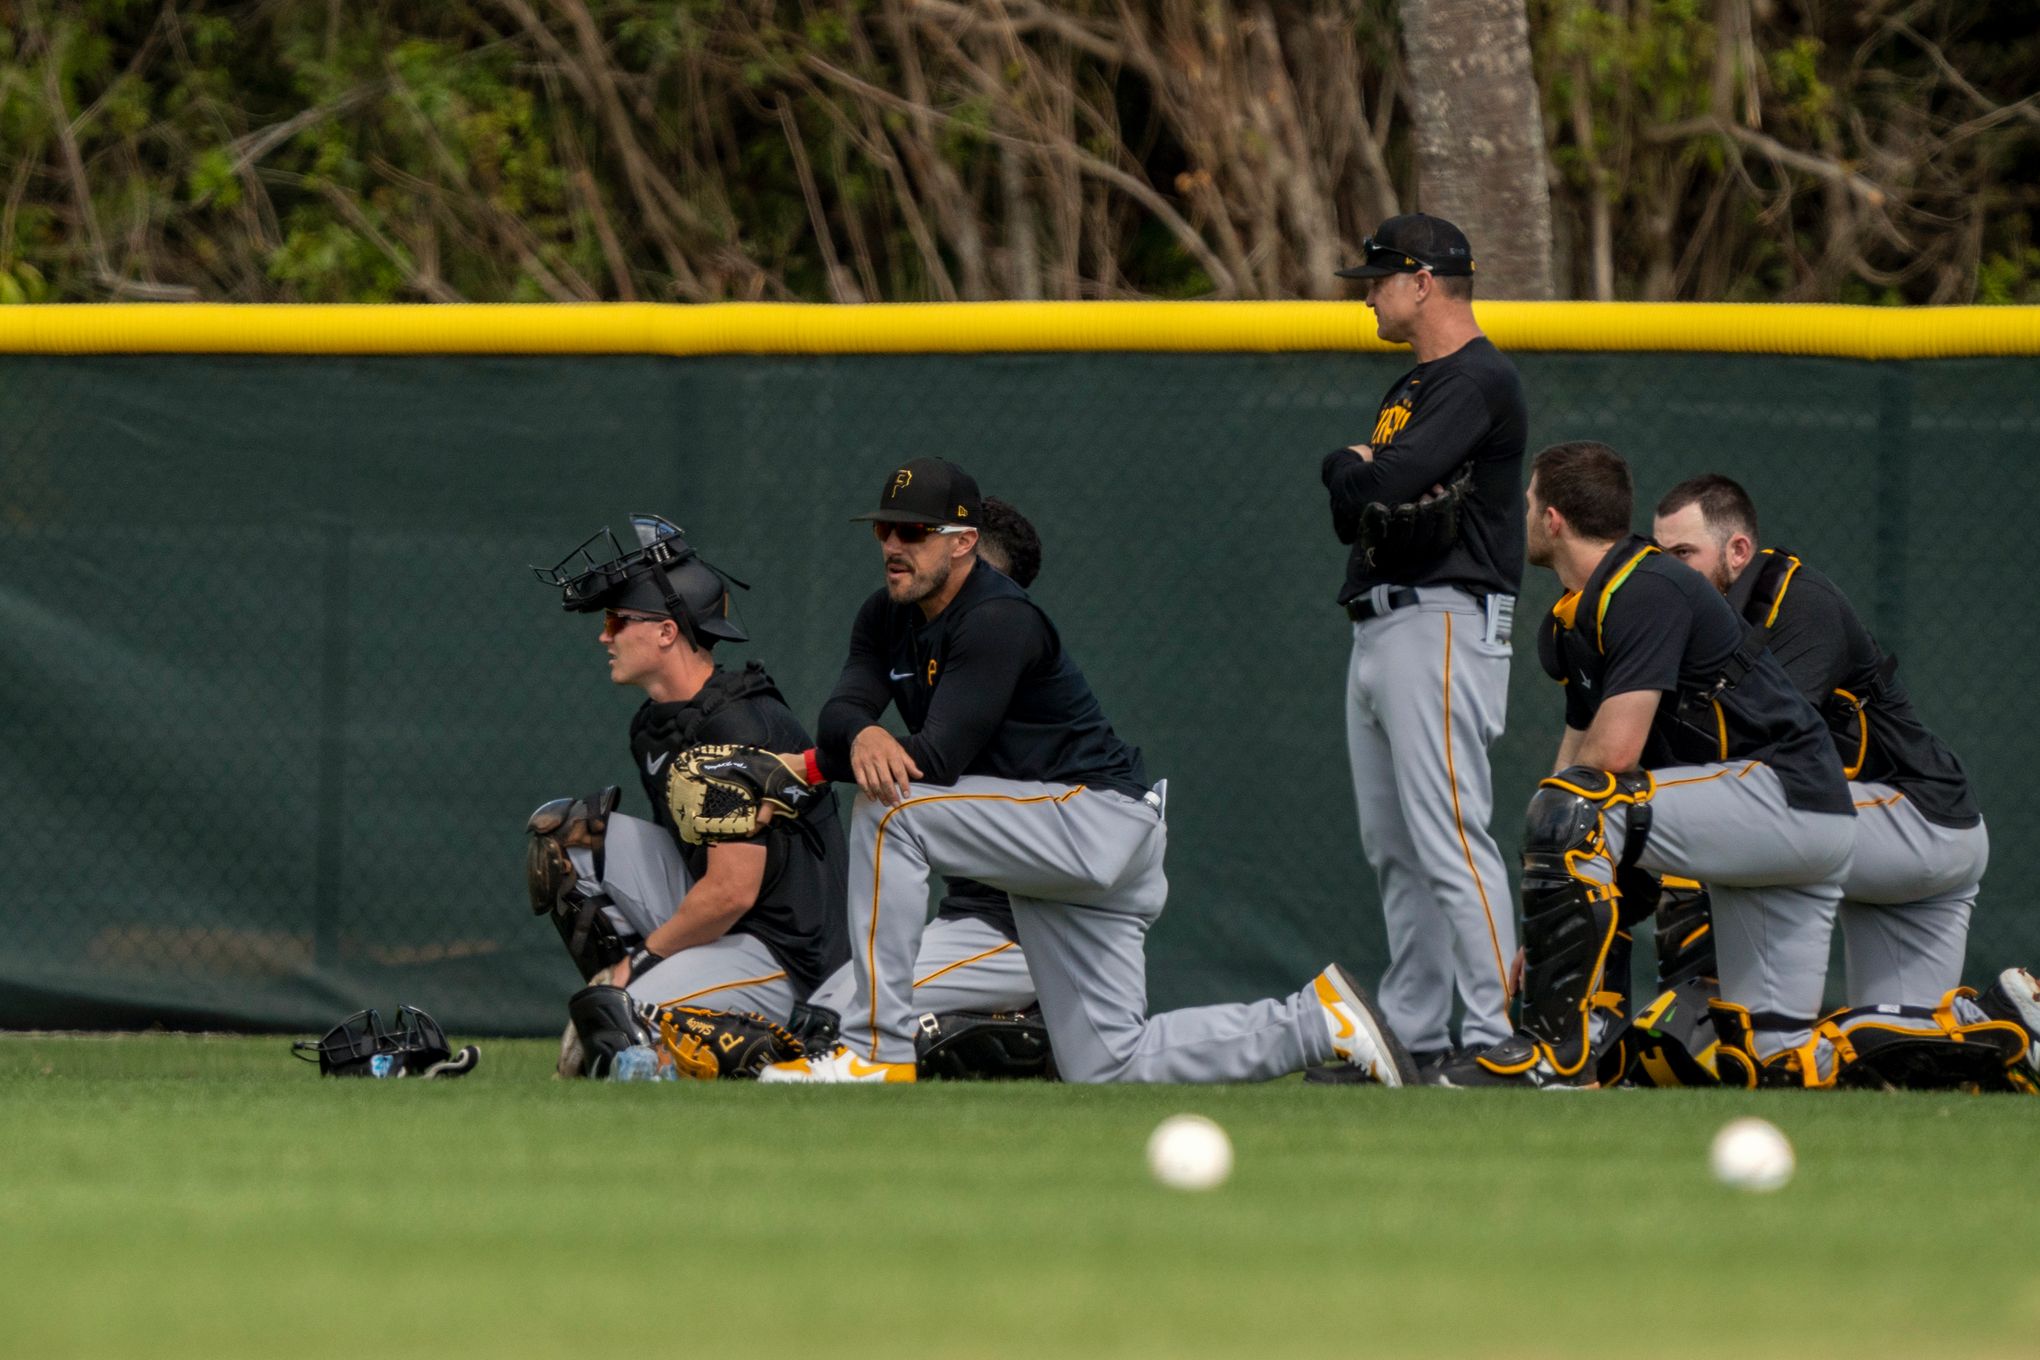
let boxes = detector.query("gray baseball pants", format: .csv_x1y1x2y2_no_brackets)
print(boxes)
569,812,797,1021
831,778,1339,1082
1836,783,1987,1009
1586,762,1855,1056
1345,588,1517,1052
807,914,1034,1017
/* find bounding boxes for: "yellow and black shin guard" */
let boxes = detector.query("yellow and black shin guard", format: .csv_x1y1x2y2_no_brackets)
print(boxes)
1708,1000,1829,1090
1607,878,1722,1088
1477,768,1649,1082
1820,989,2033,1094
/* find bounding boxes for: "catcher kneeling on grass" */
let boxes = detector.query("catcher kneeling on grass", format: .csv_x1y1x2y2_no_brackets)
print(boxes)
669,457,1419,1087
1441,442,1866,1089
525,515,845,1079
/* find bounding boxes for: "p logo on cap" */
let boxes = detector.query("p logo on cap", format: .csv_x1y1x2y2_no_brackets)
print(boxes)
853,457,983,528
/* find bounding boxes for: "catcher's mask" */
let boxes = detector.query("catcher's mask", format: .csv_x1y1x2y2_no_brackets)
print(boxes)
291,1006,478,1079
532,514,750,649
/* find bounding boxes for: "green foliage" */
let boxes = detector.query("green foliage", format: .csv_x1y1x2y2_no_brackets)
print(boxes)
0,1,2030,303
1977,249,2040,305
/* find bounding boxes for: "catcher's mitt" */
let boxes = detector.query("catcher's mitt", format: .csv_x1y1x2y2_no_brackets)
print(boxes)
1355,460,1474,573
664,744,822,845
656,1006,804,1080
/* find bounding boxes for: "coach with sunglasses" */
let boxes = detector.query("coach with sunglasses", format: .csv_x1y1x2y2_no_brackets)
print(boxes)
753,457,1413,1084
1319,213,1528,1081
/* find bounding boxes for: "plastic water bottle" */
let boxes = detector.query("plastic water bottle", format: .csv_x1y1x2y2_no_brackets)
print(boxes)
608,1044,672,1082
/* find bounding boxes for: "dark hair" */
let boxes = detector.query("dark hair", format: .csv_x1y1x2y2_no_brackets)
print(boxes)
1530,441,1633,542
1655,473,1759,542
1435,274,1473,302
976,497,1041,589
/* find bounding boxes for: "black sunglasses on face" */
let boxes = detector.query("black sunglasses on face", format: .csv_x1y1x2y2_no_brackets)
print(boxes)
603,609,670,634
871,522,964,546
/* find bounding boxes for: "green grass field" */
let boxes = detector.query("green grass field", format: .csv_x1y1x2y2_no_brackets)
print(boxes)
2,1034,2033,1359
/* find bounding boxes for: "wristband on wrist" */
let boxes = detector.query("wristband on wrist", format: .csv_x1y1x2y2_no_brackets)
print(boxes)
802,748,823,785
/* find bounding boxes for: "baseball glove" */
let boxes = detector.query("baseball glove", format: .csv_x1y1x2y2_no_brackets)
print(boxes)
664,744,822,845
656,1006,804,1080
1355,461,1474,572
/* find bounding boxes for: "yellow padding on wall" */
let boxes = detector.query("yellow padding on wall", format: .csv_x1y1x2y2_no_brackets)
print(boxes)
1,300,2036,359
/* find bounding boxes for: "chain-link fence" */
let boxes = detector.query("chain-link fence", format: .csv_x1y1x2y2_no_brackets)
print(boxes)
2,349,2033,1033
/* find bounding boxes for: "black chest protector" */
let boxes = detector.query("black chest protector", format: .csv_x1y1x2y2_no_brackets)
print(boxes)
631,664,777,815
1735,548,1895,780
1537,540,1759,760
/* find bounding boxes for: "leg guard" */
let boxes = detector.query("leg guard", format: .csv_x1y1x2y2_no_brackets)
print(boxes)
915,1008,1057,1081
1472,768,1651,1085
528,788,641,980
1652,879,1717,988
1709,1000,1827,1089
566,984,656,1079
1606,878,1723,1087
789,1002,841,1053
527,787,621,910
1820,988,2032,1094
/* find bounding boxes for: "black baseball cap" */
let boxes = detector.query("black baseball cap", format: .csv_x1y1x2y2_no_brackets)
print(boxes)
851,457,984,528
1334,213,1476,279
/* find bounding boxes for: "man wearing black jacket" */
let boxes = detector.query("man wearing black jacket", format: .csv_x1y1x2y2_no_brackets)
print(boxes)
1321,214,1525,1075
759,459,1415,1086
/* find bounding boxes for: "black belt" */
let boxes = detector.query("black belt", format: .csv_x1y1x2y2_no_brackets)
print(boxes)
1345,587,1422,623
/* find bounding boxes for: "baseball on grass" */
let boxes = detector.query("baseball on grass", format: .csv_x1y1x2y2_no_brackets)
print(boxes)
1709,1116,1795,1192
1146,1113,1234,1191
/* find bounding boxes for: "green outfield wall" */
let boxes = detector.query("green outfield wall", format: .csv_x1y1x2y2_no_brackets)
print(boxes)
2,304,2035,1034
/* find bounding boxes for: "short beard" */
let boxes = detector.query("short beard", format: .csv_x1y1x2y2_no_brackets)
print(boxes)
887,553,953,605
1707,560,1735,593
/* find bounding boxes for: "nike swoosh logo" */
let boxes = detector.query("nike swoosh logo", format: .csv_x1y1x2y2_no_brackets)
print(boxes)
645,751,671,776
1313,977,1355,1040
847,1057,897,1078
889,670,913,682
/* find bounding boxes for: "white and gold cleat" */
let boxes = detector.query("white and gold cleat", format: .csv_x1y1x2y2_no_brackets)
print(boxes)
1311,964,1418,1087
759,1044,917,1084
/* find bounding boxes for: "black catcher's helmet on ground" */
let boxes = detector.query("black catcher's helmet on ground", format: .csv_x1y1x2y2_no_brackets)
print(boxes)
533,514,749,649
291,1006,479,1078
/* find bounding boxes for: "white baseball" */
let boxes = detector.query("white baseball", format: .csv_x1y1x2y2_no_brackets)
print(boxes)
1146,1113,1234,1191
1709,1116,1795,1192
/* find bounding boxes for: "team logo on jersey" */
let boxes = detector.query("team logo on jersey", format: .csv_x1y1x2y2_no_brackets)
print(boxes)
1372,399,1413,447
927,659,939,686
891,469,913,497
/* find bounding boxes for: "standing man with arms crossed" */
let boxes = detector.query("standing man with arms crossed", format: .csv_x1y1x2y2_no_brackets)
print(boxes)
1652,477,2036,1089
1322,214,1526,1075
677,457,1417,1085
1446,443,1856,1088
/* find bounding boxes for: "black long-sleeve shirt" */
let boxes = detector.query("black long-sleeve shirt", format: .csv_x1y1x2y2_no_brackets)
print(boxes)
1727,553,1978,828
1321,336,1527,604
816,562,1148,800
